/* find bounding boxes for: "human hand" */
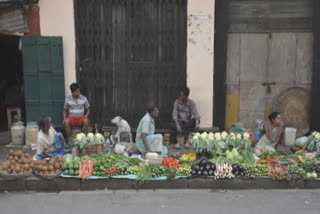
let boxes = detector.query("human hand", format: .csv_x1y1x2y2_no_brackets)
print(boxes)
195,122,200,130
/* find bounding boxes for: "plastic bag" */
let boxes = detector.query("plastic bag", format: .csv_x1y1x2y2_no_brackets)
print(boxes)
114,144,126,154
295,136,308,148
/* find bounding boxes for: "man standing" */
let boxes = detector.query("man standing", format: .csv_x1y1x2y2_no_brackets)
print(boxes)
63,83,90,145
171,87,200,149
136,106,167,157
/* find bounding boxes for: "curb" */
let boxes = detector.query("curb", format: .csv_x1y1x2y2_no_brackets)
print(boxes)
1,177,319,192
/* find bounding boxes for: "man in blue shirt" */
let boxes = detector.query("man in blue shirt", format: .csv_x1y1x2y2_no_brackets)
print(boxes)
136,106,167,157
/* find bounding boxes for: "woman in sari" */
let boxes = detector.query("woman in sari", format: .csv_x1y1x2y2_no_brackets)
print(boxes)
254,112,285,156
35,116,66,160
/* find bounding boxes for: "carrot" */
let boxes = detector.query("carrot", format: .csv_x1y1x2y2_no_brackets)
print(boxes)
79,162,83,177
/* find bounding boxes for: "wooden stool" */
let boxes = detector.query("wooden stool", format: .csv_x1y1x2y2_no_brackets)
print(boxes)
7,107,21,128
71,126,82,141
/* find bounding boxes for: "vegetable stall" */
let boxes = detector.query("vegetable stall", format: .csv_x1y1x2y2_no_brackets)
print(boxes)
1,131,320,186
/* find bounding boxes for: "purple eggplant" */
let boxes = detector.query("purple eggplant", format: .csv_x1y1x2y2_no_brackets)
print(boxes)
211,164,216,170
205,164,211,170
203,170,208,176
201,158,208,166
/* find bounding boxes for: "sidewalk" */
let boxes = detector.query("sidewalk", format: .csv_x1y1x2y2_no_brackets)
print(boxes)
1,131,320,192
0,131,193,162
1,176,320,192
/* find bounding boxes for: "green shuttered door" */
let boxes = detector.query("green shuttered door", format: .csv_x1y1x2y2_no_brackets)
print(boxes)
22,36,65,126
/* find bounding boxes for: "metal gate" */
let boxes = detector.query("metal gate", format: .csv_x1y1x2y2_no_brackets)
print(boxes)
74,0,187,128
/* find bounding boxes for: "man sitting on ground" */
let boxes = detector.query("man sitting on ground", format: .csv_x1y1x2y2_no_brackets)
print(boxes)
35,115,65,160
136,106,168,157
171,87,200,149
63,83,90,146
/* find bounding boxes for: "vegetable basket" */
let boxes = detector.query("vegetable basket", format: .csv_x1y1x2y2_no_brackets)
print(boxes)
0,170,33,180
33,171,61,180
86,144,103,155
76,144,103,156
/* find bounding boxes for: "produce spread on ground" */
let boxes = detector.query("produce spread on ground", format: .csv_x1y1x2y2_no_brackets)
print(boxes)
1,131,320,183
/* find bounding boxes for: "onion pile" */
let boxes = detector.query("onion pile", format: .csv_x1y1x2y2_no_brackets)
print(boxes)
0,149,33,174
33,156,64,175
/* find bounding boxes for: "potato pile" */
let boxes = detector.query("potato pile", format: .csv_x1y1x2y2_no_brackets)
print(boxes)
0,149,33,174
33,156,64,175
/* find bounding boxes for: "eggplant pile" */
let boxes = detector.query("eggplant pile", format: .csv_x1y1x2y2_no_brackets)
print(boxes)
312,163,320,177
231,163,244,176
215,163,233,179
191,158,216,176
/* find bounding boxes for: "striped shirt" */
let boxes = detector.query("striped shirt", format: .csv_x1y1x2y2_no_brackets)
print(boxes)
64,94,90,117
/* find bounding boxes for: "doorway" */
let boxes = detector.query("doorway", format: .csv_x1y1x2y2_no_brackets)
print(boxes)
0,34,25,132
226,32,313,129
74,0,187,128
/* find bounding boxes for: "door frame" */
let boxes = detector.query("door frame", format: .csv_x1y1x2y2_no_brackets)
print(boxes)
213,0,229,130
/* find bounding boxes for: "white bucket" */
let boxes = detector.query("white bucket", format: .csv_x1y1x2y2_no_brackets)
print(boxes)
285,127,297,147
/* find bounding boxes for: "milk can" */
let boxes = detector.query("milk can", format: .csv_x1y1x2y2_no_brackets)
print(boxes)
11,121,25,145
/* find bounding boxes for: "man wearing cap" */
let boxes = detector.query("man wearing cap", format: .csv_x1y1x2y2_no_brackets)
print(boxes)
63,83,90,145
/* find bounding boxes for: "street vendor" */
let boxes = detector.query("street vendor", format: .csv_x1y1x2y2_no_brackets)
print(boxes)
136,106,168,157
35,116,66,160
254,112,285,156
170,87,200,149
63,83,90,146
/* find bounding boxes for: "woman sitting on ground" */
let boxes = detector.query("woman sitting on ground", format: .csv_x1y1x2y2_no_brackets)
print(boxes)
35,116,66,160
254,112,285,156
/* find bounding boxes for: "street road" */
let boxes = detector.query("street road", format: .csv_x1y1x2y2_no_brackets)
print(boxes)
1,189,320,214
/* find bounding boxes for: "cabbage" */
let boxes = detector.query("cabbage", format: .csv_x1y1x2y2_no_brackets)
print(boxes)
64,157,72,164
231,148,239,157
225,150,233,161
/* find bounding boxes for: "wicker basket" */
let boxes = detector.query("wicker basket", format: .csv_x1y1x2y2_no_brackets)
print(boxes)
0,170,33,180
86,144,103,155
76,144,103,156
33,171,61,180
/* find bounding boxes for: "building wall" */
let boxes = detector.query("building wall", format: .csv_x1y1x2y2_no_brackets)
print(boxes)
187,0,215,127
25,4,41,36
39,0,216,127
38,0,76,96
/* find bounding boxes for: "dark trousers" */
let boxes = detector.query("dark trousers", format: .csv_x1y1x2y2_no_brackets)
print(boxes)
170,119,197,144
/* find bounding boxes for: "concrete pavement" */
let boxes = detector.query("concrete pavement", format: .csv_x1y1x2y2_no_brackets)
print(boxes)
0,189,320,214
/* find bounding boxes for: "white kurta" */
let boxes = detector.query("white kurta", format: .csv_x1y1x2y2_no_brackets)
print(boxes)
36,127,56,155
